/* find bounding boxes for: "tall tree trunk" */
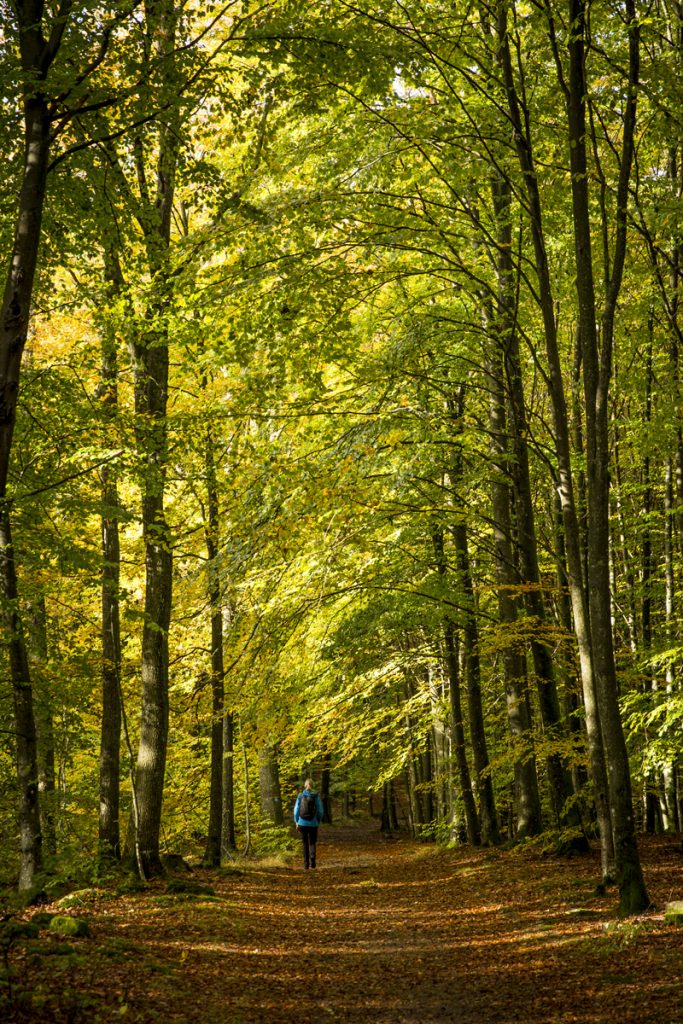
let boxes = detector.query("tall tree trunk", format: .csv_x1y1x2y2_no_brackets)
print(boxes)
203,431,224,867
567,0,649,912
222,707,236,857
241,728,252,856
99,250,123,863
130,0,179,879
663,459,680,832
488,441,542,840
444,621,480,844
320,754,333,824
0,510,42,890
495,2,614,879
447,387,505,843
432,524,479,844
0,9,65,893
403,683,425,835
489,171,583,841
258,742,284,825
26,595,56,858
552,490,589,800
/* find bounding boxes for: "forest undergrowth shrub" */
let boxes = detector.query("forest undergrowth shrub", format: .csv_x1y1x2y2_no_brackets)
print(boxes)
509,825,592,859
420,817,457,847
253,820,298,859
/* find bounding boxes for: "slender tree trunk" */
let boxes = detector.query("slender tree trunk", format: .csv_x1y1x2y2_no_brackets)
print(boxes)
204,432,224,867
444,621,480,844
495,2,614,878
446,388,500,844
99,251,124,863
130,0,179,879
0,19,61,894
567,0,649,912
640,331,658,831
0,509,42,890
100,469,122,862
222,707,236,857
320,754,332,824
612,420,638,657
432,524,479,844
380,782,393,832
455,372,540,838
241,730,252,856
552,490,589,800
26,596,56,859
663,459,679,832
258,743,284,825
403,685,425,835
489,172,583,840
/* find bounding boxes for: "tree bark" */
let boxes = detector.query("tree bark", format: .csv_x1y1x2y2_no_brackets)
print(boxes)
432,524,479,844
26,595,56,859
495,1,614,878
222,707,236,857
447,387,501,844
99,250,124,863
567,0,649,912
320,754,333,824
0,509,42,890
203,432,224,867
258,743,284,825
0,9,61,893
489,172,586,846
130,0,179,879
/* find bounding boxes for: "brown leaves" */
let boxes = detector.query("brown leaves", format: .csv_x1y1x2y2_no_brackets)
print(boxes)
8,831,682,1023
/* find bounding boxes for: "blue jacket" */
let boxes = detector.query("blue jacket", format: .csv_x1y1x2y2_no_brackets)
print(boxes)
294,789,324,828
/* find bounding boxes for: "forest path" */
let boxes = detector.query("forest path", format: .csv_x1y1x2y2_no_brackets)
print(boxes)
11,825,682,1023
101,824,679,1024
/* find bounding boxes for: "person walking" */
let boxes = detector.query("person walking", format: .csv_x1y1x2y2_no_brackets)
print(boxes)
294,778,325,869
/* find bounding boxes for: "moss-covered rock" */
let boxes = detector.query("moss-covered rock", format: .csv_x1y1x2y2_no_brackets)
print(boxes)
55,888,110,909
664,901,683,925
48,916,91,938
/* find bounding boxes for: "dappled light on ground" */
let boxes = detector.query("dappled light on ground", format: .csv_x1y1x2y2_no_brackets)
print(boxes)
6,825,683,1023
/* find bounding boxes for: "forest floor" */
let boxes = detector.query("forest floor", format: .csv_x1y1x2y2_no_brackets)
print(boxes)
3,823,683,1024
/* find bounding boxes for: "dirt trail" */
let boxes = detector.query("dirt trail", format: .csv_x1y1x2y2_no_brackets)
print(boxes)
10,825,683,1023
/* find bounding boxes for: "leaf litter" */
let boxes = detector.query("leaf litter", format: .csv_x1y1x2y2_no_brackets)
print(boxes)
5,826,682,1023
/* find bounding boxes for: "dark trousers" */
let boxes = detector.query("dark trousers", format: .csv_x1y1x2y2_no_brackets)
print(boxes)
300,826,318,868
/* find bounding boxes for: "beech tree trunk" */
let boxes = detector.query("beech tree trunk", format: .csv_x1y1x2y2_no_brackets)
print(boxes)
485,359,542,841
432,524,479,844
320,755,333,824
0,10,63,890
489,171,586,846
0,510,42,890
203,433,224,867
222,708,236,857
258,743,284,825
495,2,614,879
567,0,649,912
447,396,500,844
99,251,123,863
128,0,179,879
27,595,56,858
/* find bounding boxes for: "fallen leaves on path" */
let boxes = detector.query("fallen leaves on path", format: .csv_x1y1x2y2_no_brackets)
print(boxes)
4,827,682,1023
